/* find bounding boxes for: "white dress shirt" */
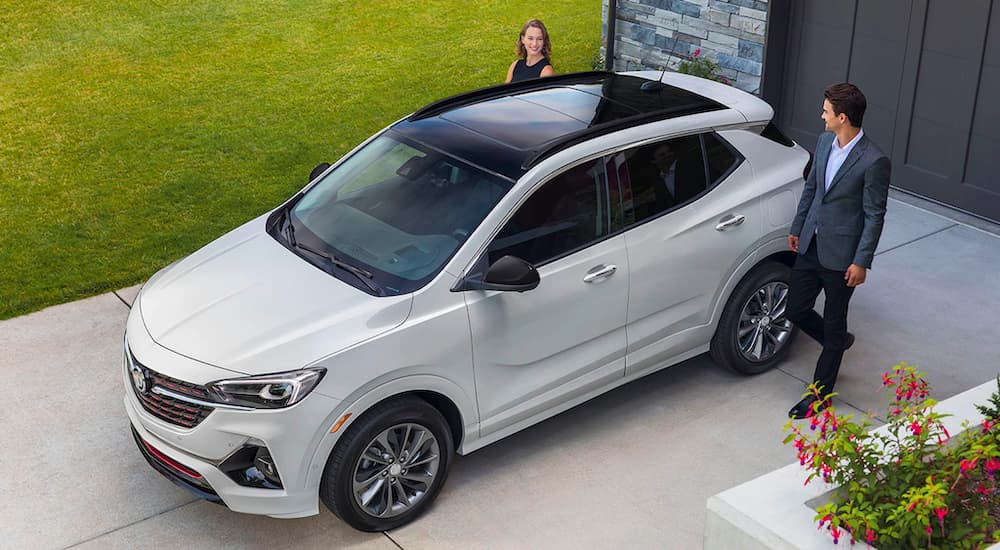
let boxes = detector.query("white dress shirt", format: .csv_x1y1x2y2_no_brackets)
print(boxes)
825,128,864,191
660,162,677,198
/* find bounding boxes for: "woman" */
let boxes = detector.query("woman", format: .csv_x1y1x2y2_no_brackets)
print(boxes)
505,19,554,83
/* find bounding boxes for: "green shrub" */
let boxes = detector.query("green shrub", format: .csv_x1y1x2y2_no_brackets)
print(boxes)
784,363,1000,548
676,48,731,85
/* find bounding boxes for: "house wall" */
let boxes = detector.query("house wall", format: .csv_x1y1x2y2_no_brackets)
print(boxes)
603,0,770,94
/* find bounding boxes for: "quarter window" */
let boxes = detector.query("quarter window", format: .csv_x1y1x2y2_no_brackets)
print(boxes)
704,132,742,185
488,159,609,266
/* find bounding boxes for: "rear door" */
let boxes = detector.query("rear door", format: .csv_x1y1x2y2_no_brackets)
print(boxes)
617,133,762,375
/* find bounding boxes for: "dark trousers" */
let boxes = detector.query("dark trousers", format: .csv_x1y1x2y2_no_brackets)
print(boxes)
787,241,856,395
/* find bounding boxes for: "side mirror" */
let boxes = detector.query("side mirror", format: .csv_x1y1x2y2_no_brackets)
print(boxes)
454,255,540,292
309,162,331,183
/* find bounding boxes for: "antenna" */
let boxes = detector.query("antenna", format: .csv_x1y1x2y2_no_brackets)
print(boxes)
641,34,680,92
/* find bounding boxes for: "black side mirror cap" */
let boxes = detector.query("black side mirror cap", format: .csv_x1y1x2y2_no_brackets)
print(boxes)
309,162,331,183
454,255,539,292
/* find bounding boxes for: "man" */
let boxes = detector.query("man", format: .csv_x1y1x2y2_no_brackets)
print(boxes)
786,83,891,419
649,140,703,207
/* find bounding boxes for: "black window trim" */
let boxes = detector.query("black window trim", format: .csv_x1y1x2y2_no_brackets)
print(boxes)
468,155,618,274
453,129,746,284
601,130,746,236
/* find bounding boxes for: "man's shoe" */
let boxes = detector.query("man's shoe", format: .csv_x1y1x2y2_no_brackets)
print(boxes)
789,395,828,419
845,332,855,351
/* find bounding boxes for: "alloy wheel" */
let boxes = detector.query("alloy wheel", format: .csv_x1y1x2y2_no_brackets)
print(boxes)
736,281,793,363
351,422,441,519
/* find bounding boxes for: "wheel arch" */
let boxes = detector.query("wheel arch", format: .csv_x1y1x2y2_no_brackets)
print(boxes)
304,375,475,496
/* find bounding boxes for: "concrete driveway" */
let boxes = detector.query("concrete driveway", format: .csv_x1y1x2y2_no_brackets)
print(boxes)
2,193,998,550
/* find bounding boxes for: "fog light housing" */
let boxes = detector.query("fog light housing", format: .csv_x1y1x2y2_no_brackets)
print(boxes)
253,447,282,486
220,444,283,489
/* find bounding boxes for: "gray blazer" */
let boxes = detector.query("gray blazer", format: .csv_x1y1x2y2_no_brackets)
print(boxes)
790,132,891,271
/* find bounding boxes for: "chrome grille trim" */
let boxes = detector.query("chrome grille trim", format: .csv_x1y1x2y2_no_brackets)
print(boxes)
153,386,253,411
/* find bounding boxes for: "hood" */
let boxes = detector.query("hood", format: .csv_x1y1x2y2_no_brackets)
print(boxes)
139,217,413,375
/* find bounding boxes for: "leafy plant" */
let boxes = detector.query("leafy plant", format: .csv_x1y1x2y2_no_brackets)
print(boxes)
976,376,1000,421
783,362,1000,548
591,48,606,71
676,48,731,86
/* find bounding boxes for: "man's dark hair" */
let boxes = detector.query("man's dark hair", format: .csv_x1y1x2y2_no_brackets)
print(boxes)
824,83,867,128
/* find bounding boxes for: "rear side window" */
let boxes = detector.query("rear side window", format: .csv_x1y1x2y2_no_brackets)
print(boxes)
703,133,743,186
617,134,707,224
488,159,609,266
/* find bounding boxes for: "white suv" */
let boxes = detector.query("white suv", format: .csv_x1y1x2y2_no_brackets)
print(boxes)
123,70,808,531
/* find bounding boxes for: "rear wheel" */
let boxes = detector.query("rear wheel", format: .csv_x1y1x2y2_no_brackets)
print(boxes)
710,261,797,374
320,396,454,531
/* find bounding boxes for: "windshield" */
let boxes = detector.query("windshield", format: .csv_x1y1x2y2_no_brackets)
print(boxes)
281,132,512,295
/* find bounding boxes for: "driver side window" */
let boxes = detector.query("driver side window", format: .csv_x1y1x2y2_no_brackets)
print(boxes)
488,159,609,266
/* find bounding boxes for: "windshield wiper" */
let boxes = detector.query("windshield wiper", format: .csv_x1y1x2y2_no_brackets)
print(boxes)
294,241,383,296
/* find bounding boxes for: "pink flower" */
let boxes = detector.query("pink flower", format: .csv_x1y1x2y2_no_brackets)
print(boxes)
986,458,1000,472
961,458,978,472
910,420,923,435
692,48,701,57
934,507,947,521
865,527,876,544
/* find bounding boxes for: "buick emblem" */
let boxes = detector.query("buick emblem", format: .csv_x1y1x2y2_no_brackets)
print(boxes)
130,363,148,393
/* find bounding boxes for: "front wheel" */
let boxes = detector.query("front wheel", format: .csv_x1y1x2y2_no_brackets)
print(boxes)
320,396,454,531
710,261,797,374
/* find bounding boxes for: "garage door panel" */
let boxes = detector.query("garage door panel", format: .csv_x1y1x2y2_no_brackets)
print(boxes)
923,0,990,57
855,0,910,43
906,116,966,179
779,0,1000,222
967,134,1000,197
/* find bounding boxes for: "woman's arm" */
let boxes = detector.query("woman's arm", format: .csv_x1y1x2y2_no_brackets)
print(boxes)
540,63,554,78
505,60,518,83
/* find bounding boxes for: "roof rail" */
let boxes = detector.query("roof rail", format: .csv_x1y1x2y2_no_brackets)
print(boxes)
408,71,610,121
521,103,722,170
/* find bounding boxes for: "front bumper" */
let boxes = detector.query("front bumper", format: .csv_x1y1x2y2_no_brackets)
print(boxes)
123,321,343,519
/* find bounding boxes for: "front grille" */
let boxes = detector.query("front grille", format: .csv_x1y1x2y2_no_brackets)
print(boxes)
127,352,215,428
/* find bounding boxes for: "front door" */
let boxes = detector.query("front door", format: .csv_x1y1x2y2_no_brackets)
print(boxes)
464,158,629,437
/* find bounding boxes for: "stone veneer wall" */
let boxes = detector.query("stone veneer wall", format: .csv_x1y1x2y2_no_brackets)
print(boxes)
602,0,770,94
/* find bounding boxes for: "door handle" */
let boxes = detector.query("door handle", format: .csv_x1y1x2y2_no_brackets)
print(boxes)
583,264,617,283
715,214,746,231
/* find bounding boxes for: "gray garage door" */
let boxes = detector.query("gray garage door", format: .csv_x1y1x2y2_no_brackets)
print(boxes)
777,0,1000,222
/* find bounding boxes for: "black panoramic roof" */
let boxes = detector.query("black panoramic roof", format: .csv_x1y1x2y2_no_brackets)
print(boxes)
391,72,726,180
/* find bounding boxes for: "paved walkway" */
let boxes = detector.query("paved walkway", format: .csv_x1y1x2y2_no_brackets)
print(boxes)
2,193,998,549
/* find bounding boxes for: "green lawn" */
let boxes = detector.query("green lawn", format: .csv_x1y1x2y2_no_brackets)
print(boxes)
0,1,601,319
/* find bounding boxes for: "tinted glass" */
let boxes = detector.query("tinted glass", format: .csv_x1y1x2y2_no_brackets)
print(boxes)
619,135,707,223
287,134,512,295
488,159,609,266
704,133,742,185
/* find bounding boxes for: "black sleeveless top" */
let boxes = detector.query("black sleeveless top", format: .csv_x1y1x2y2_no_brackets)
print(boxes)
511,57,551,82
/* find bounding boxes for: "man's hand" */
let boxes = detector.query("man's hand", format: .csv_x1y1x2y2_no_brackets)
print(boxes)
845,264,867,287
787,234,799,253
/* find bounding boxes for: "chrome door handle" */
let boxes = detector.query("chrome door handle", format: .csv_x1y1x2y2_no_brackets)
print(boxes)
715,214,746,231
583,264,617,283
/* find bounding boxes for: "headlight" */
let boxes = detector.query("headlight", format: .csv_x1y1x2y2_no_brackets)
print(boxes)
206,368,326,409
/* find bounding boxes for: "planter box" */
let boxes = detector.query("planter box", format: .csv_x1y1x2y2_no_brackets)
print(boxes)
705,379,1000,549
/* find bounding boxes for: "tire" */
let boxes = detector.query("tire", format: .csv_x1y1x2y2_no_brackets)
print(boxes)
710,261,797,375
320,396,454,532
